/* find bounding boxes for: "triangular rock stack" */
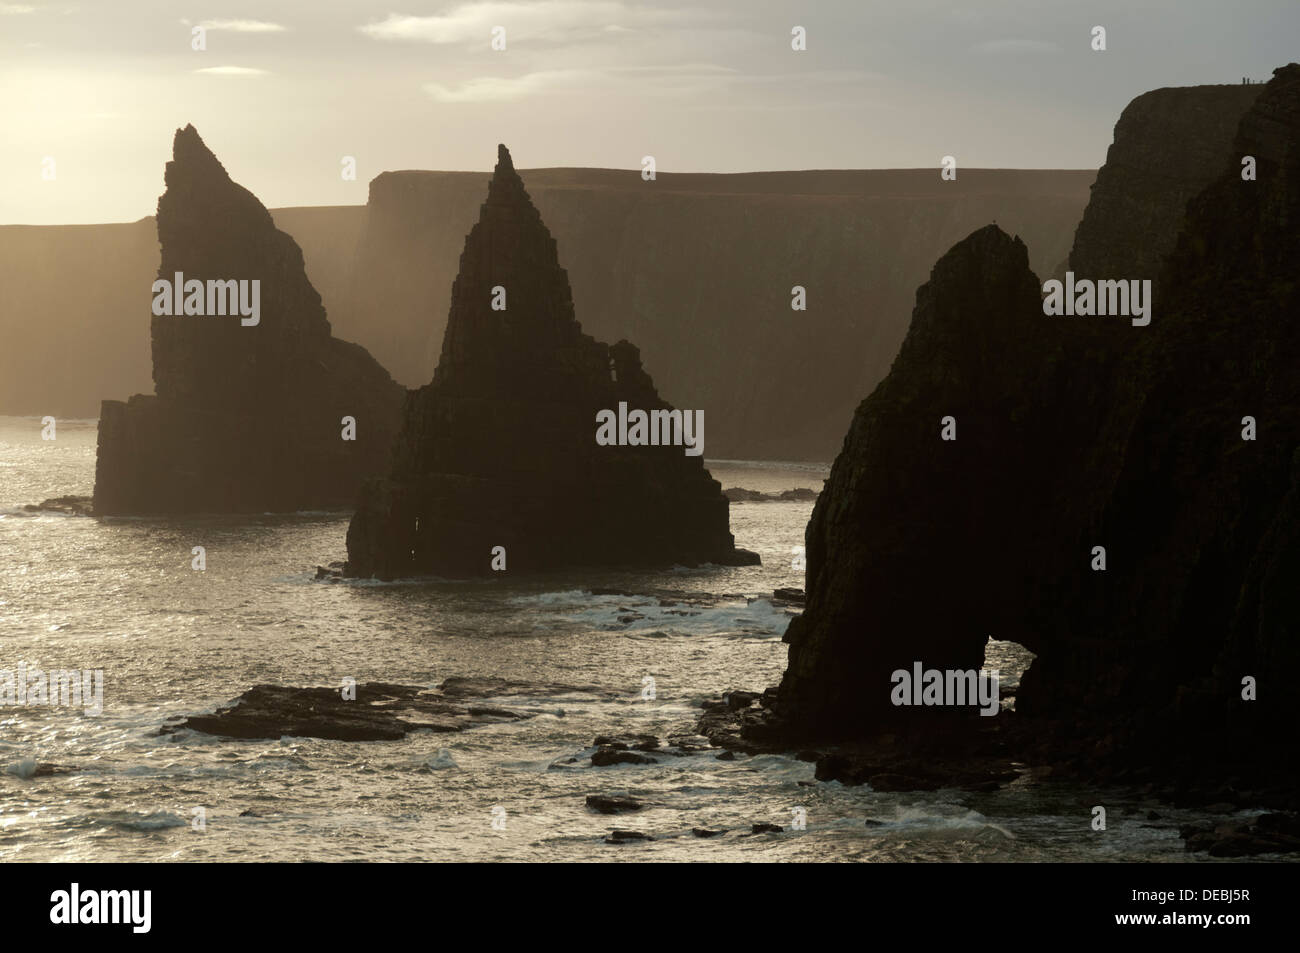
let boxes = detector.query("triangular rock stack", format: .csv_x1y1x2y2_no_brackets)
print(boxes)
345,145,756,577
93,125,404,514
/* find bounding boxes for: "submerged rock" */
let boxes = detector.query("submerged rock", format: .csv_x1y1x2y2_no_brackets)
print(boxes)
591,747,657,767
344,145,757,578
585,794,643,814
93,125,403,515
604,829,654,844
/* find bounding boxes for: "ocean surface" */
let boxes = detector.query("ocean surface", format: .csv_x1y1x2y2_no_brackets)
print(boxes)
0,415,1263,862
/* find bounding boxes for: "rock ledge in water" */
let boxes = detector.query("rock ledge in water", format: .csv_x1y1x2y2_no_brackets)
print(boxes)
161,680,552,741
22,495,94,517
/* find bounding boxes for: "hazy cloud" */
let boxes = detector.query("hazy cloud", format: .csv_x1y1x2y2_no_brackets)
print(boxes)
425,70,588,102
425,63,738,102
361,1,690,45
193,66,270,76
196,19,287,33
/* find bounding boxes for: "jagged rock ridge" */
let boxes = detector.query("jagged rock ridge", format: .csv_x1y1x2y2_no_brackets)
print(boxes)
777,67,1300,789
345,145,755,578
93,125,404,514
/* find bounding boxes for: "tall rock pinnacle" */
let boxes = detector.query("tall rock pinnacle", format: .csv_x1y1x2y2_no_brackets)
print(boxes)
93,125,405,514
345,145,757,578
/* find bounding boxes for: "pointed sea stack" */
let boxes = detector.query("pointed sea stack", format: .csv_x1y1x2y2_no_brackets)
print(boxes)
345,145,755,578
777,224,1064,734
93,125,404,514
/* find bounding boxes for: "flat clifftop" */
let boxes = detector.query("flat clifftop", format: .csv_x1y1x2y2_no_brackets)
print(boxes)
369,166,1096,198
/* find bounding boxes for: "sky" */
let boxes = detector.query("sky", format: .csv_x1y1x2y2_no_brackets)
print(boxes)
1,0,1295,224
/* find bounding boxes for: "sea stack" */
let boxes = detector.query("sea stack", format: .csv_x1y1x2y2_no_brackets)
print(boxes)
777,66,1300,790
93,125,404,514
345,145,756,578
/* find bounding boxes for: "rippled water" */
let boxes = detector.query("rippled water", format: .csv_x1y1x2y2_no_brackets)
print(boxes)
0,416,1251,861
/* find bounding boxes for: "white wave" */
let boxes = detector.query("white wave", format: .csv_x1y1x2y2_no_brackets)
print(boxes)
0,505,82,519
865,805,1016,840
420,748,459,771
507,589,590,607
106,810,189,831
507,589,794,637
3,757,38,778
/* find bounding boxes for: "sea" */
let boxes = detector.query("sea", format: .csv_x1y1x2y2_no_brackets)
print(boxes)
0,415,1264,861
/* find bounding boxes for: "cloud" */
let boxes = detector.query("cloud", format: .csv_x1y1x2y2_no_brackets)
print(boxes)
361,1,689,45
422,64,874,104
193,66,270,76
0,3,36,13
425,70,589,103
972,38,1062,55
422,64,733,103
197,19,287,33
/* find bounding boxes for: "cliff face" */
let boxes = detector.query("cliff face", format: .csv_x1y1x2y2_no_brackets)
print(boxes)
0,218,158,417
1017,66,1300,744
93,126,403,515
346,168,1093,460
779,67,1300,781
345,146,754,579
0,208,363,420
1067,84,1262,279
3,169,1090,461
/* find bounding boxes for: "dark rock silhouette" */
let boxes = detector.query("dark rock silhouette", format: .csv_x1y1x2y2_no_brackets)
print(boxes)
345,145,756,578
93,126,403,515
779,224,1058,733
723,487,819,502
775,66,1300,795
1066,83,1263,280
